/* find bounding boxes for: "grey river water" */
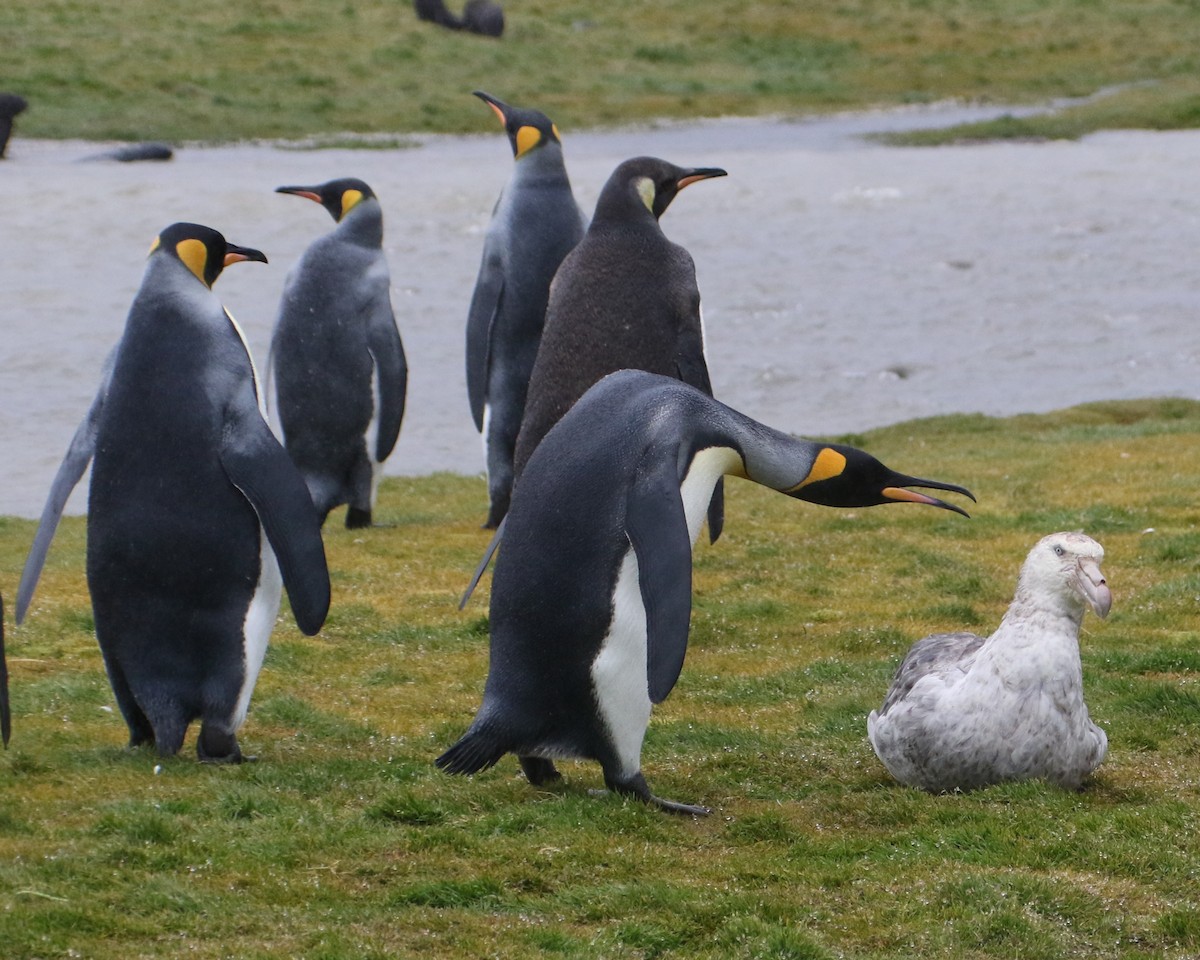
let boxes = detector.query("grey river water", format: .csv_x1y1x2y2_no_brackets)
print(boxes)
3,103,1199,518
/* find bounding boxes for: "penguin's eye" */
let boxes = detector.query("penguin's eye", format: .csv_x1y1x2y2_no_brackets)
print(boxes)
1053,545,1065,557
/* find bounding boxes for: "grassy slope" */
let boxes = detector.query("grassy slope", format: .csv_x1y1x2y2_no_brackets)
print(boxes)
2,399,1198,959
5,0,1200,141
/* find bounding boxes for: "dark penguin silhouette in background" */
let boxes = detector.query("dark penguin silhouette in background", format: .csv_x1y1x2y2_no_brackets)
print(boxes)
466,91,585,528
414,0,503,36
438,370,974,814
271,178,408,528
463,0,504,35
0,93,28,159
81,142,174,163
16,223,330,762
512,155,728,537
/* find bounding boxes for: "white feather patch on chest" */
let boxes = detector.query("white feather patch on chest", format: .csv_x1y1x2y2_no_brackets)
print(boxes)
366,358,383,504
232,530,283,731
590,445,742,779
480,402,493,471
680,446,743,544
591,549,653,780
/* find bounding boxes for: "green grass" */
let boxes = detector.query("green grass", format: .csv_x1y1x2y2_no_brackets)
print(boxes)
7,0,1200,141
879,77,1200,145
2,399,1200,958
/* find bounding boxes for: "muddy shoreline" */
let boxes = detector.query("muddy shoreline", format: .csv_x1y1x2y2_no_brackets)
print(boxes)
3,104,1198,518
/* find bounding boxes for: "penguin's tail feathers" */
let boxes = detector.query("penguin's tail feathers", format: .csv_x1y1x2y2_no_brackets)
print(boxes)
436,725,508,776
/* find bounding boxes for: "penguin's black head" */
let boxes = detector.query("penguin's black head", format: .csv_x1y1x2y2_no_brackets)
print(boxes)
786,443,975,517
276,177,376,223
474,90,561,159
150,222,267,288
597,156,727,222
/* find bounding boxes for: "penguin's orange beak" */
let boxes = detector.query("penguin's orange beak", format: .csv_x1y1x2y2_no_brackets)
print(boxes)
275,186,324,204
677,167,728,191
224,243,268,267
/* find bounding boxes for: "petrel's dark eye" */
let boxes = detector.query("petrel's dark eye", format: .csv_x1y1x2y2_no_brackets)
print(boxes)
1053,545,1065,557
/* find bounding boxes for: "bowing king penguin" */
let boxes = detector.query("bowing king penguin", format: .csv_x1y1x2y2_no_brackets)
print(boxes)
16,223,330,761
511,155,727,536
271,177,408,528
438,370,974,814
466,91,586,528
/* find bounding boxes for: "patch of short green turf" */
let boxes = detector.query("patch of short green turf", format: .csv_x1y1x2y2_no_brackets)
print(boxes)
9,1,1200,141
880,77,1200,145
2,399,1200,958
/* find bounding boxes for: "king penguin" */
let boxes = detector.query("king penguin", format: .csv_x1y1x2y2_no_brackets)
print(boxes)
16,223,330,761
466,91,586,528
511,156,727,537
271,177,408,528
438,369,975,814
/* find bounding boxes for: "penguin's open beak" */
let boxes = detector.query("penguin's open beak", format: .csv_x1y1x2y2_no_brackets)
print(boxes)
275,185,323,204
224,244,268,267
473,90,509,126
880,477,976,518
677,167,728,191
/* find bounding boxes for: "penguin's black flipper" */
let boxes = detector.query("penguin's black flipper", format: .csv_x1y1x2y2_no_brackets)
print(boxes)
465,246,504,431
626,454,694,705
219,406,331,637
705,481,725,545
16,352,115,624
367,302,408,463
1,594,10,747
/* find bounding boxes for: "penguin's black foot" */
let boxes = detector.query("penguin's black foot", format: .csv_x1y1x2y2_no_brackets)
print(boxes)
519,755,562,786
605,771,711,817
126,730,155,750
483,500,508,530
345,507,373,529
197,726,244,764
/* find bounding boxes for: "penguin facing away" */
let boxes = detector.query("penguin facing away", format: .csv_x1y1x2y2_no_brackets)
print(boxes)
272,177,408,528
437,370,975,815
16,223,330,761
868,532,1111,792
511,155,727,539
466,91,586,528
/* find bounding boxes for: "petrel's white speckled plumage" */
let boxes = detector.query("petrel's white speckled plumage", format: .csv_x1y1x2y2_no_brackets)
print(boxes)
868,532,1112,792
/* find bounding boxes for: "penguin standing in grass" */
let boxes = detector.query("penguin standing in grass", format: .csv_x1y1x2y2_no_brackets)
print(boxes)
438,370,974,814
16,223,330,761
272,178,407,528
511,156,727,536
466,91,585,528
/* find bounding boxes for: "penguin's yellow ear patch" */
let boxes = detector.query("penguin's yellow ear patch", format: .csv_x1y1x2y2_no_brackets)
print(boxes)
790,447,847,491
340,189,364,219
175,238,210,285
148,236,162,256
635,176,656,212
515,125,541,158
551,123,561,141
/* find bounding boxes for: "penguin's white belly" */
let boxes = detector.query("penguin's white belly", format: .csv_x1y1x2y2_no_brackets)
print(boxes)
590,446,742,778
680,446,742,543
480,403,493,466
591,550,652,779
366,357,383,504
232,530,282,730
